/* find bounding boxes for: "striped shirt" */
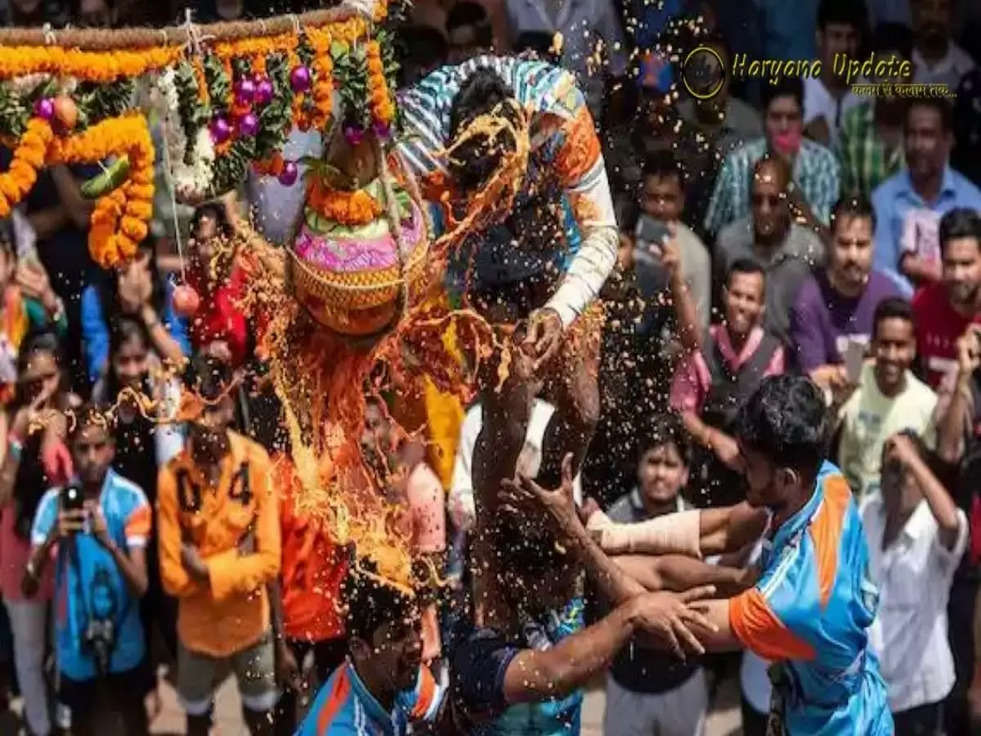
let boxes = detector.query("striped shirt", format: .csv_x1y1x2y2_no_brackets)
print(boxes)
703,137,841,237
396,55,618,328
836,101,905,199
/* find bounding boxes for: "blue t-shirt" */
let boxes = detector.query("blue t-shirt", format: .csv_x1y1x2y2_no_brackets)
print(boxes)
451,597,585,735
729,462,893,734
298,662,443,735
31,470,151,681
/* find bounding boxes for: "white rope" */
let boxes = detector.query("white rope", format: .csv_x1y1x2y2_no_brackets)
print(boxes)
159,120,188,283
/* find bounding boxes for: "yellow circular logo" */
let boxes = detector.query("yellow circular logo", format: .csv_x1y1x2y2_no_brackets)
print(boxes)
682,45,726,100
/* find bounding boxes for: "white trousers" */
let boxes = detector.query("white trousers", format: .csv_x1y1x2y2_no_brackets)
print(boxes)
603,669,708,736
5,598,51,736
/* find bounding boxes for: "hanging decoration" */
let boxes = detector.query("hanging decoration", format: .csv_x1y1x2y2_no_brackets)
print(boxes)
0,2,398,266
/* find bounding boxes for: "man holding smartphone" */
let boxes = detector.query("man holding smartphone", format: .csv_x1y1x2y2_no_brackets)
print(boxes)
23,404,152,736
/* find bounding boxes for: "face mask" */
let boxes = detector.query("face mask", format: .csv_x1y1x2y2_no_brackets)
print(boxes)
772,129,802,156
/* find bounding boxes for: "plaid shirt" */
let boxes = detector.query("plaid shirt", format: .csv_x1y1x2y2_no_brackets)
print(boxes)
703,137,840,236
837,101,905,199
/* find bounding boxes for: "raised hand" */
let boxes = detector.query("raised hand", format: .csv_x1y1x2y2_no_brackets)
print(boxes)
500,452,578,540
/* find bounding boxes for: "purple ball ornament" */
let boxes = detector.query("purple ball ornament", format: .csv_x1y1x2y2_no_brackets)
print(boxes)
210,116,232,144
343,125,364,146
238,112,259,138
254,78,274,106
33,98,54,121
290,65,312,93
278,161,298,187
234,78,256,106
372,120,391,139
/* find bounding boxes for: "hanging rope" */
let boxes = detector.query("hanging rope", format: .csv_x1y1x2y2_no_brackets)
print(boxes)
0,5,363,50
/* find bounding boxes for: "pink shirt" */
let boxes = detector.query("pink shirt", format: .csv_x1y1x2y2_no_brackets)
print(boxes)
401,462,446,663
670,325,786,414
0,504,53,602
404,463,446,555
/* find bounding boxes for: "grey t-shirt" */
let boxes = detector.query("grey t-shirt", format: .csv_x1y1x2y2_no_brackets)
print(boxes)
714,218,825,344
606,491,700,694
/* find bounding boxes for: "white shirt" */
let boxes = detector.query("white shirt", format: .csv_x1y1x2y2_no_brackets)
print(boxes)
913,43,976,91
861,493,968,713
504,0,628,119
448,399,584,529
802,76,863,148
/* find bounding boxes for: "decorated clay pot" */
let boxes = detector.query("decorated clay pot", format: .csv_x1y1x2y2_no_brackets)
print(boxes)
289,179,429,337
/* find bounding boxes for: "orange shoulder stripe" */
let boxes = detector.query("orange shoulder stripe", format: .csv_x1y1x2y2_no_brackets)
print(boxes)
730,588,816,662
411,666,437,719
124,504,152,538
810,474,851,609
317,668,351,736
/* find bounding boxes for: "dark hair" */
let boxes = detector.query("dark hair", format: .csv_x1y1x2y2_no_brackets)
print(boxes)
10,329,68,539
184,353,233,403
398,25,448,83
447,68,520,192
0,218,15,259
68,402,111,443
735,375,831,482
726,257,767,289
871,297,914,338
939,207,981,256
870,22,913,59
753,153,791,189
761,77,804,114
642,150,683,184
513,30,559,61
190,202,231,239
13,328,66,410
831,193,877,231
894,427,930,462
904,97,954,132
102,314,152,400
818,0,867,33
638,413,692,467
446,1,493,47
343,557,416,644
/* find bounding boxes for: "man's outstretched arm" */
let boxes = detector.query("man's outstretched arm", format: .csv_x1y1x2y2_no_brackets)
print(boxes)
588,502,768,558
501,587,716,704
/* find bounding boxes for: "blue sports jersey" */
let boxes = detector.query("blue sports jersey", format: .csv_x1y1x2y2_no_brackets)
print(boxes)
298,662,443,735
451,597,585,735
31,470,151,681
729,461,893,734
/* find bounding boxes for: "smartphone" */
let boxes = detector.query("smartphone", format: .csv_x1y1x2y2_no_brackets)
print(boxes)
61,485,84,512
844,337,866,383
634,215,669,261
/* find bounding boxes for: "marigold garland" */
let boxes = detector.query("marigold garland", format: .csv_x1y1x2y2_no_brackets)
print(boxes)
365,40,394,128
47,115,155,267
306,27,334,131
0,117,52,217
307,178,383,226
0,45,181,82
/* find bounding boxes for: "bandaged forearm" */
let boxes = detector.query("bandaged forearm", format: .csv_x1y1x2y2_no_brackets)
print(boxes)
546,224,618,328
586,508,702,559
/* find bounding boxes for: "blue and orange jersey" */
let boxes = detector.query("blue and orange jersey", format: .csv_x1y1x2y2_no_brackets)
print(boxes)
298,661,443,736
729,461,893,734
